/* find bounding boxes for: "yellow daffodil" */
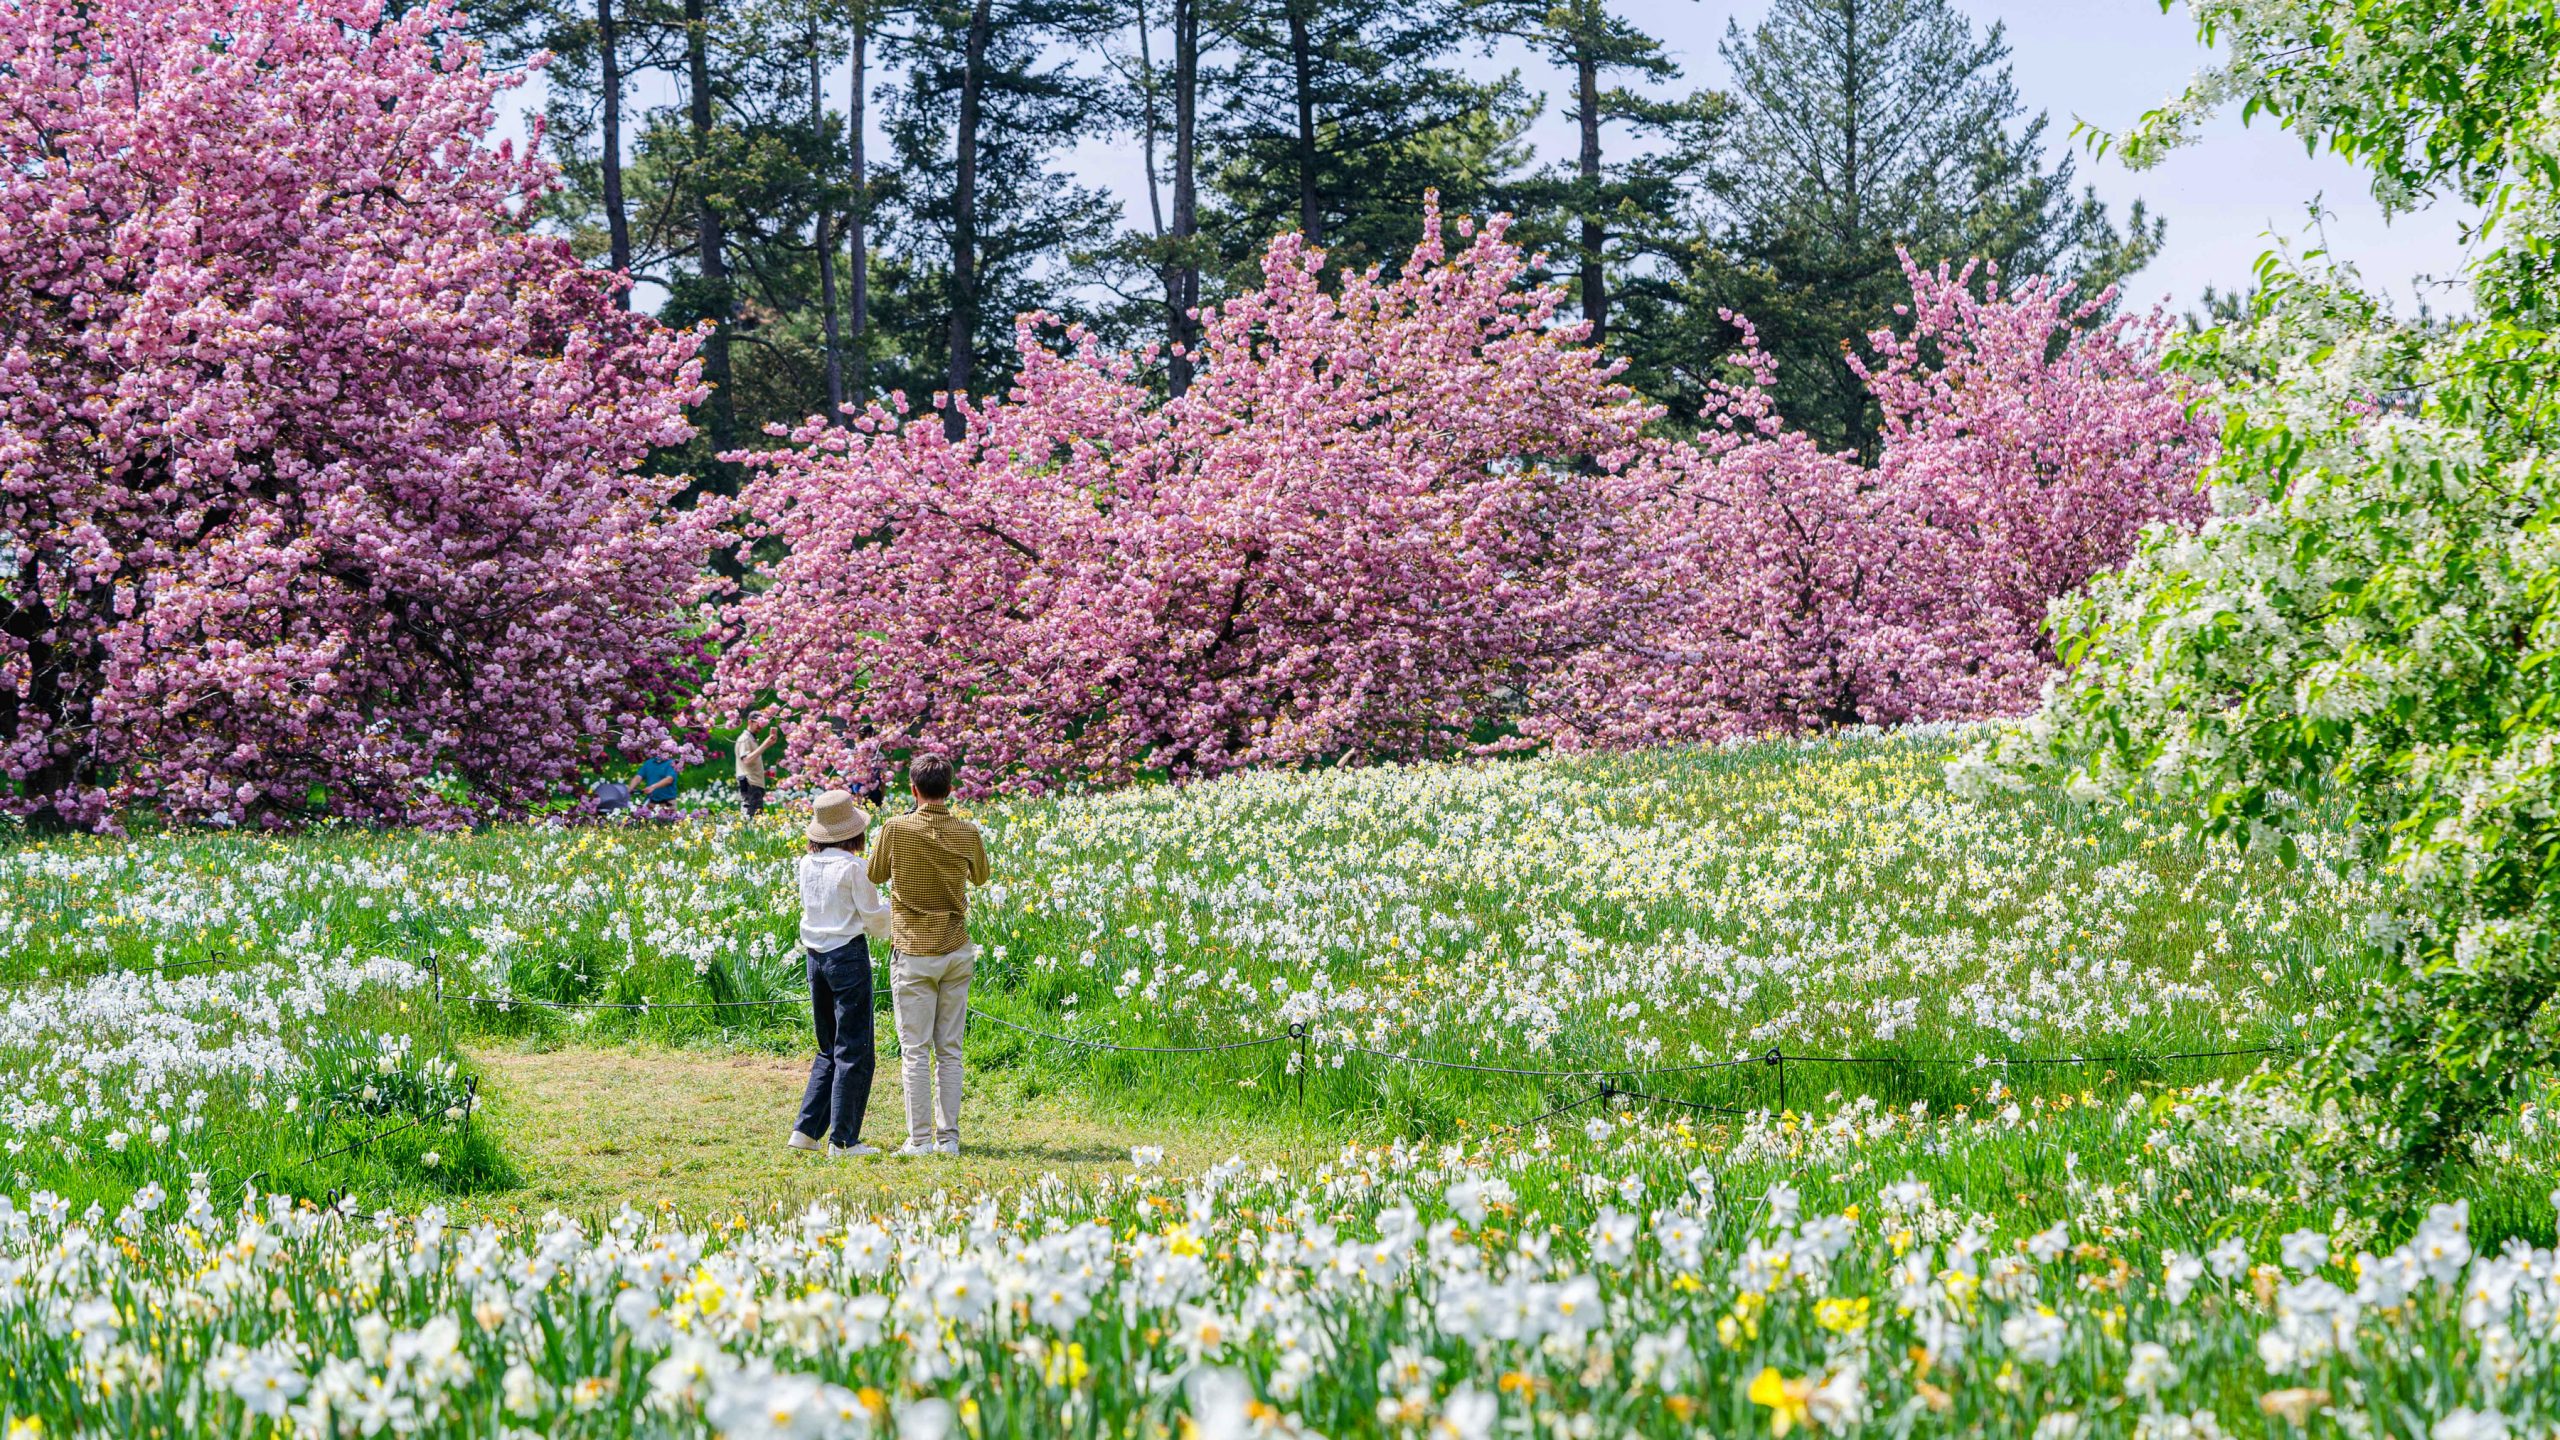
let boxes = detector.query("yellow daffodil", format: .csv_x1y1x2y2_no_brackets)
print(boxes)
1748,1367,1815,1436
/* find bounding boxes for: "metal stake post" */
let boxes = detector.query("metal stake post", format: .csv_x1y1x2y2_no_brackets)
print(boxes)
426,948,453,1058
1766,1046,1786,1112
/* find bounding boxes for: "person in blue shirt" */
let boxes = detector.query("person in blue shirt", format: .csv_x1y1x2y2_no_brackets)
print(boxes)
635,756,679,807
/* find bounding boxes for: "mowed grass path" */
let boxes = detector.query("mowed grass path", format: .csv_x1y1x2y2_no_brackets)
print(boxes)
465,1040,1312,1218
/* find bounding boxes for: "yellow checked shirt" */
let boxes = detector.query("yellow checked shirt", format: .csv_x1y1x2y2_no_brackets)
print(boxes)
867,800,991,957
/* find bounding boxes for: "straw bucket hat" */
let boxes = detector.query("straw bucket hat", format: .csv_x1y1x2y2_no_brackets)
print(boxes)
806,790,870,844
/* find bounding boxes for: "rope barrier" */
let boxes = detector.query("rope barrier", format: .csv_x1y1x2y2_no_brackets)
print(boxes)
1604,1086,1759,1119
442,989,1296,1055
229,1111,446,1198
967,1007,1293,1054
290,1114,433,1172
1495,1089,1606,1134
1619,1054,1769,1077
1766,1043,2297,1069
0,948,262,993
1336,1042,1619,1079
433,986,2294,1075
444,991,799,1012
171,941,2296,1202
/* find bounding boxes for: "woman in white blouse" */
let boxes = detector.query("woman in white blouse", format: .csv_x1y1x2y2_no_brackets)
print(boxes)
790,790,892,1156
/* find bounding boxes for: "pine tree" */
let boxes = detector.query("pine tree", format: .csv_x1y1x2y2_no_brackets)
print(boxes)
468,0,685,304
876,0,1122,416
1102,0,1209,392
1674,0,2160,452
1204,0,1532,277
1467,0,1665,346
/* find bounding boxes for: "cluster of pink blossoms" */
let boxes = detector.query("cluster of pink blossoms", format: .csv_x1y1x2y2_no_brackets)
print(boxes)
1528,260,2215,749
0,0,2208,820
711,211,1661,792
0,0,717,826
715,217,2214,793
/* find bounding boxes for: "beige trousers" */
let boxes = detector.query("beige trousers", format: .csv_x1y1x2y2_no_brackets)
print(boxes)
891,945,975,1148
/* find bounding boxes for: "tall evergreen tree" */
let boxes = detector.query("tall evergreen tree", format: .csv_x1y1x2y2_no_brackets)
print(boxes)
1673,0,2160,452
841,0,883,407
877,0,1121,415
1470,0,1665,346
680,0,742,466
554,1,860,455
469,0,685,304
1166,0,1202,391
1114,0,1208,391
1204,0,1532,277
1468,0,1725,355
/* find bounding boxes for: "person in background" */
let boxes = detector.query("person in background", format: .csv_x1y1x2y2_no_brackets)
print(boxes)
635,755,679,807
791,790,890,1157
868,753,989,1156
735,728,772,817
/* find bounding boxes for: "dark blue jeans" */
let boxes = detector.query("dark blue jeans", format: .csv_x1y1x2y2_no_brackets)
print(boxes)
795,937,876,1147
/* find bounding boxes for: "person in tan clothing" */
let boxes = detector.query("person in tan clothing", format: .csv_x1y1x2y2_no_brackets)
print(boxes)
867,753,990,1155
734,728,773,817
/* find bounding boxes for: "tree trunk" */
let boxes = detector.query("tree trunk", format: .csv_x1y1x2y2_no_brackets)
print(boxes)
811,18,845,423
1837,0,1872,460
848,6,871,401
598,0,631,303
2,595,84,828
685,0,738,461
1168,0,1198,393
1839,0,1862,248
946,0,993,440
1286,0,1322,246
1135,0,1166,239
1576,45,1605,346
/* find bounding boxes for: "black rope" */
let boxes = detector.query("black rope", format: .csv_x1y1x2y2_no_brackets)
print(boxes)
296,1114,432,1169
1607,1087,1758,1118
445,991,802,1012
967,1008,1292,1054
1770,1043,2295,1068
232,1114,439,1195
441,989,1294,1054
0,948,264,993
1620,1054,1770,1077
1337,1043,1618,1079
1497,1089,1605,1133
433,987,2294,1074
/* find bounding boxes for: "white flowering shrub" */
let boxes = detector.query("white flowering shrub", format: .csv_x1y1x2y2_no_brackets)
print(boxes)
1959,0,2560,1177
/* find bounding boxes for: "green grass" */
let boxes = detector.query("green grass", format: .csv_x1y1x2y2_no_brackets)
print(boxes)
16,735,2560,1440
0,732,2388,1218
461,1037,1315,1220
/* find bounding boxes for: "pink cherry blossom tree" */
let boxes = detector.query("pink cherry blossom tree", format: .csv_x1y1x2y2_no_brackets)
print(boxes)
0,0,716,827
1529,258,2214,749
710,207,1659,793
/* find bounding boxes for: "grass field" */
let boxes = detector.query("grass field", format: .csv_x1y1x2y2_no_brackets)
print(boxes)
463,1039,1311,1218
0,731,2372,1204
14,730,2553,1438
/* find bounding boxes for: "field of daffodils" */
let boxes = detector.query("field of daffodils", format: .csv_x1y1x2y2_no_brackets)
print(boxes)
8,731,2554,1438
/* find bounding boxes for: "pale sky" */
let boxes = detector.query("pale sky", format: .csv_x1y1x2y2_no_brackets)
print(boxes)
506,0,2480,318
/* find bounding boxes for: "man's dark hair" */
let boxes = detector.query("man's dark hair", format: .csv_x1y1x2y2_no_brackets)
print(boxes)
910,754,954,801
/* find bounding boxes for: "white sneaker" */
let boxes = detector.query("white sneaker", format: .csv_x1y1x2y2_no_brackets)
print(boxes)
830,1142,880,1158
936,1139,961,1156
786,1131,824,1153
895,1143,937,1157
